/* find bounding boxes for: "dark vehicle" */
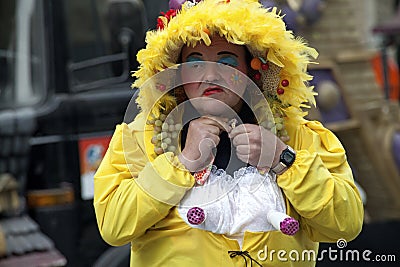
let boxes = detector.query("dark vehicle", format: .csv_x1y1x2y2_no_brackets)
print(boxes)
0,0,167,266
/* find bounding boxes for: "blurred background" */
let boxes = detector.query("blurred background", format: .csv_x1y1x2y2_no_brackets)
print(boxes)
0,0,399,266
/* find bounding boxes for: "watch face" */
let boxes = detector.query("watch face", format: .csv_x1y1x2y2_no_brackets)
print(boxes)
281,149,296,166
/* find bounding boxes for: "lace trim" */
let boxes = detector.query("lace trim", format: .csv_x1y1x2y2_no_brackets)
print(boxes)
177,166,286,236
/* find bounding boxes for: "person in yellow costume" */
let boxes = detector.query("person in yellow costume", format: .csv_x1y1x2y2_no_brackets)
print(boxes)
94,0,364,266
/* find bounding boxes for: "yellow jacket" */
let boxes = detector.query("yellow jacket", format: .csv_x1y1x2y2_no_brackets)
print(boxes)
94,113,363,266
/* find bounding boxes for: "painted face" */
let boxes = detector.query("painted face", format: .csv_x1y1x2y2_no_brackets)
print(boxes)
180,35,248,116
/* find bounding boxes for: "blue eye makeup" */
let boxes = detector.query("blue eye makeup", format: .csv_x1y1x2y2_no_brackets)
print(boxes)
186,56,203,63
185,56,205,69
218,56,238,67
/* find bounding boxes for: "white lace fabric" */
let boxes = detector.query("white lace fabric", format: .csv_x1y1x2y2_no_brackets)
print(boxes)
177,166,287,236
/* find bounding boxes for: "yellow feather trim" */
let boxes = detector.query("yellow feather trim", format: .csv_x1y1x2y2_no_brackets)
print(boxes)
132,0,318,122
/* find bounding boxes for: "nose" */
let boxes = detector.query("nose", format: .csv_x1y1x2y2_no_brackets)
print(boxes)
203,62,221,83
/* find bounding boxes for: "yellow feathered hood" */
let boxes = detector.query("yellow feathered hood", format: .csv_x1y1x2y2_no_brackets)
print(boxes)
132,0,318,124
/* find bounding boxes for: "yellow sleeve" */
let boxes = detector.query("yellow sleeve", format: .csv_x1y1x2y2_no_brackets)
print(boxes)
278,119,364,243
93,121,195,246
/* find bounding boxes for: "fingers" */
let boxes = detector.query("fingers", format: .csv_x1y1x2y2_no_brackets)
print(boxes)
231,133,247,147
229,124,251,139
181,118,222,168
201,116,231,133
198,136,220,152
230,124,270,167
188,118,221,136
230,124,259,146
235,144,251,156
198,137,219,158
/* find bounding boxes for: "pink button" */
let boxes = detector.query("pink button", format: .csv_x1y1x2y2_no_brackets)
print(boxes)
280,217,299,235
187,207,206,225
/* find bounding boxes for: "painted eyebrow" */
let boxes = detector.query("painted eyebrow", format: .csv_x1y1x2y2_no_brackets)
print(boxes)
185,52,203,59
217,51,238,57
185,51,238,58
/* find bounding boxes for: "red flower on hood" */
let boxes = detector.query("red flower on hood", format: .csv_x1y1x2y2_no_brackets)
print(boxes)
157,9,177,30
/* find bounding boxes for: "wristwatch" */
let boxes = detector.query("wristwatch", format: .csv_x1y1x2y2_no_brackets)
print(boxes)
271,146,296,175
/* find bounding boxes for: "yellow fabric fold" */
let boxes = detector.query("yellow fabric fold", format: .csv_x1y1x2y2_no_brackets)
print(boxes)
94,123,194,246
280,119,364,242
136,152,195,205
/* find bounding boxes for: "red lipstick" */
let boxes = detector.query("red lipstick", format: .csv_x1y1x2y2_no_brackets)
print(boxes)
203,87,223,96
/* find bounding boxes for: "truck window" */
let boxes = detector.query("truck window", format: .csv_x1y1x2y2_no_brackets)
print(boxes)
64,0,148,91
0,0,46,109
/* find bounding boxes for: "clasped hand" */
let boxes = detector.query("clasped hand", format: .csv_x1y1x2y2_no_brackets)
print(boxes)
178,116,286,172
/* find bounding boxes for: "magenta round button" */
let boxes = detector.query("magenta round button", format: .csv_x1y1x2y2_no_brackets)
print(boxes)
280,217,299,235
187,207,206,225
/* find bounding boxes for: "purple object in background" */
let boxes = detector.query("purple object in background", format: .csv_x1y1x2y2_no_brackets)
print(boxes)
280,4,298,31
260,0,324,30
259,0,275,8
169,0,202,10
308,69,350,123
300,0,324,25
169,0,186,10
260,0,299,31
393,132,400,171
